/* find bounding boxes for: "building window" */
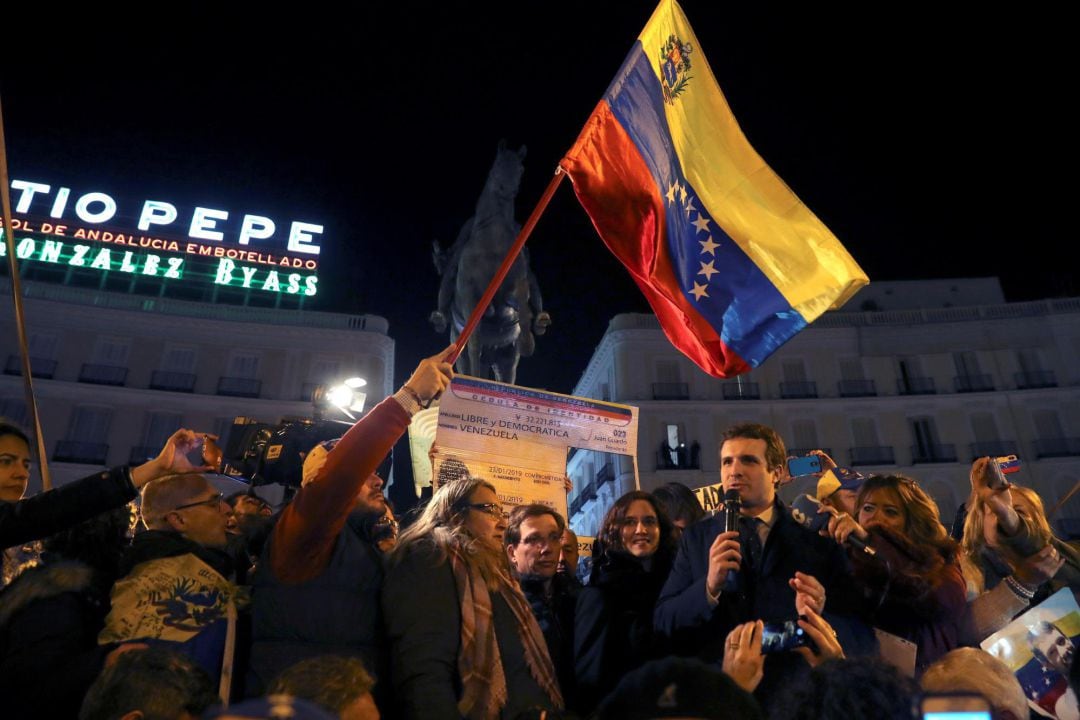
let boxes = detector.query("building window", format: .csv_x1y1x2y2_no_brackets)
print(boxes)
131,412,182,464
657,422,698,470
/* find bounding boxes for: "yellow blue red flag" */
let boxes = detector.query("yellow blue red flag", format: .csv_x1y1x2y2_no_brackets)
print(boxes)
561,0,868,377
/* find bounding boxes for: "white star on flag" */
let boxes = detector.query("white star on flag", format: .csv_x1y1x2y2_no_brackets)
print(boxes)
698,260,718,281
699,236,719,255
690,282,709,301
692,213,711,233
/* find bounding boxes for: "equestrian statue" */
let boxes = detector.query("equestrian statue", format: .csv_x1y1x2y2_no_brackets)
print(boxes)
429,140,551,385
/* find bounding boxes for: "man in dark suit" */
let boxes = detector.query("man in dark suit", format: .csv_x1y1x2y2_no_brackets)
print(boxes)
654,423,862,700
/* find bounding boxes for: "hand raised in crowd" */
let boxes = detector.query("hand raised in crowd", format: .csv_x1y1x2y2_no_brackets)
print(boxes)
790,571,826,616
795,607,845,668
722,620,765,693
808,449,837,477
564,476,573,494
706,530,742,598
130,429,218,489
1013,543,1065,587
403,345,456,405
970,457,1020,535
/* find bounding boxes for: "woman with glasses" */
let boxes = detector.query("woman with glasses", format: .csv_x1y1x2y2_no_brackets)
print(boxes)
383,477,564,720
573,490,677,713
823,474,967,673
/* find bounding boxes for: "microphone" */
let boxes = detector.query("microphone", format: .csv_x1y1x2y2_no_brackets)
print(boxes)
790,494,876,556
722,489,741,591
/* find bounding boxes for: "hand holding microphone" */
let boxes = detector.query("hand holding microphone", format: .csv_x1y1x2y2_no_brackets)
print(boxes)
791,494,875,556
707,489,743,597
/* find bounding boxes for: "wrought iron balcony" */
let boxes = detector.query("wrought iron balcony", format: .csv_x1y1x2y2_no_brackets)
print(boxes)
954,374,995,393
1015,371,1057,390
897,377,936,395
596,463,615,488
570,494,584,517
4,354,57,379
722,381,760,400
581,482,597,502
150,371,196,393
849,446,896,466
780,381,818,399
54,440,108,465
652,382,689,400
969,441,1019,458
1033,438,1080,459
217,376,262,398
79,364,128,386
911,443,958,464
837,379,876,397
787,447,833,460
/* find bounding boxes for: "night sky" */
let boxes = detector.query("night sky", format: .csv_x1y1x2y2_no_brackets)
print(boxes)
1,3,1071,394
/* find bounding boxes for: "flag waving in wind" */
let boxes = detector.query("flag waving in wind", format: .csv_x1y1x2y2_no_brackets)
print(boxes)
561,0,868,377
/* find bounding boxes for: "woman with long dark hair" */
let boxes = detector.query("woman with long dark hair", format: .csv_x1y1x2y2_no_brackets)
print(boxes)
383,477,563,720
825,474,966,673
574,490,677,712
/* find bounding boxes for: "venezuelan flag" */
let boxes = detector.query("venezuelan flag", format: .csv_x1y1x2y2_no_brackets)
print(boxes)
561,0,868,377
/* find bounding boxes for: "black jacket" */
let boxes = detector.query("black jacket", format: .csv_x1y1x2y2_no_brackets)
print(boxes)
574,548,673,713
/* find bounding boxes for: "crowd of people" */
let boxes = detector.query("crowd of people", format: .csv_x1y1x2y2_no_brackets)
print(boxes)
1,346,1079,719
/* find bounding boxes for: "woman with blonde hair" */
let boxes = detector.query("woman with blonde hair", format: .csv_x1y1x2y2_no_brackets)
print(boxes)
825,474,966,672
383,477,563,720
959,458,1078,632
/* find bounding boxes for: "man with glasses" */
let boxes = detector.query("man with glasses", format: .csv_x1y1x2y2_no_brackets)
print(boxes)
99,472,240,691
247,347,454,708
505,503,580,710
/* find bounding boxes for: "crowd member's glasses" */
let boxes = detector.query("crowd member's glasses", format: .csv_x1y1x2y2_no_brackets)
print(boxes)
619,515,659,529
521,532,563,548
466,502,504,519
172,492,225,512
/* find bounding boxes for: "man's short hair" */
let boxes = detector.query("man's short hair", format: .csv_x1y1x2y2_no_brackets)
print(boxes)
269,655,375,715
79,647,217,720
772,657,917,720
921,648,1027,720
505,504,566,546
141,473,211,529
721,423,786,472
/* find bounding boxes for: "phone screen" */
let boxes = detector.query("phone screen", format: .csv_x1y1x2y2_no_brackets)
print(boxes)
760,620,809,654
921,693,992,720
787,455,821,477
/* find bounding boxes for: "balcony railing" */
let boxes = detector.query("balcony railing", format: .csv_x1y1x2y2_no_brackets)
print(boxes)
79,364,128,386
596,463,615,488
954,374,995,393
969,441,1019,458
570,494,584,516
911,443,958,464
780,381,818,399
150,370,196,393
217,376,262,398
850,446,896,466
897,377,936,395
1015,370,1057,389
722,381,760,400
581,482,597,502
4,354,57,379
129,445,160,464
301,382,322,402
54,440,108,465
838,379,876,397
1033,438,1080,459
787,447,833,460
652,382,689,400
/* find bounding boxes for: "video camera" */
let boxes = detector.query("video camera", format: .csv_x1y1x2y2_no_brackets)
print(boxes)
222,416,346,487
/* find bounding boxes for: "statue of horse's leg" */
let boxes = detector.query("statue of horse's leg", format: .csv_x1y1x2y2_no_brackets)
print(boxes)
467,338,485,381
493,342,521,386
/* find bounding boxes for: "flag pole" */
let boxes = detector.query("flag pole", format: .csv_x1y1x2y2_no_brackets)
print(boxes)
0,94,52,490
448,166,567,365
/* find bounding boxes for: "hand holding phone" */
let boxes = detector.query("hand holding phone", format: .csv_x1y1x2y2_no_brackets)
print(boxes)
760,619,812,654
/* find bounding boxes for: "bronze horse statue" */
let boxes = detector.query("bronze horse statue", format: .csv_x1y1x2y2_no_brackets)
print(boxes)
429,141,550,385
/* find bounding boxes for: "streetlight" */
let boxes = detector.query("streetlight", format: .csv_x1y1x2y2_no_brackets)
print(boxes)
312,377,367,420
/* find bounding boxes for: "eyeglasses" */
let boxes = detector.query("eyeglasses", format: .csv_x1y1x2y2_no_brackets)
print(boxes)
466,502,505,519
171,492,225,512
